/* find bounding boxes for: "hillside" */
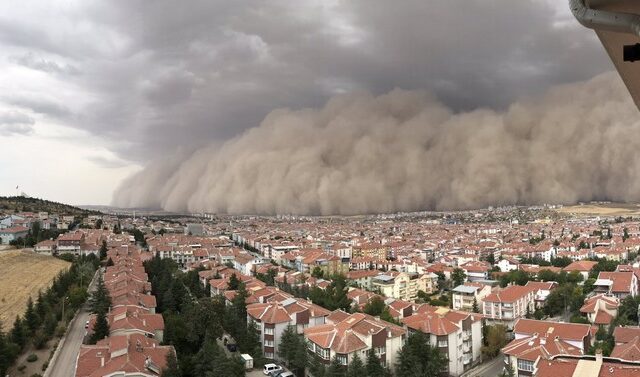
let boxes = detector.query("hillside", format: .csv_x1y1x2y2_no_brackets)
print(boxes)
0,196,101,216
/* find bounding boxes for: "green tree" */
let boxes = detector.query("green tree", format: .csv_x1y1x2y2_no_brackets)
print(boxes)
346,353,367,377
481,324,508,359
363,296,386,316
90,309,110,343
99,240,108,260
366,349,386,377
228,274,241,290
396,332,447,377
451,268,467,287
472,297,480,313
162,350,182,377
24,296,40,335
312,266,325,279
327,356,347,377
89,275,112,314
10,316,26,349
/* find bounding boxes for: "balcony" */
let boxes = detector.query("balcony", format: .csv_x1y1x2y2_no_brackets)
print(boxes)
463,331,471,341
463,355,472,365
463,343,471,353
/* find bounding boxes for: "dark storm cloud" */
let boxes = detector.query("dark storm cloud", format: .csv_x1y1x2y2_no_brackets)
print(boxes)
0,0,613,159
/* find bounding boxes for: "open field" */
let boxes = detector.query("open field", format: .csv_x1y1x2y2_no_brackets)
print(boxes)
555,202,640,217
0,250,70,330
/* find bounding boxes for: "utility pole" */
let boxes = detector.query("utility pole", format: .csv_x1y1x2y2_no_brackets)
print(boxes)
61,296,69,319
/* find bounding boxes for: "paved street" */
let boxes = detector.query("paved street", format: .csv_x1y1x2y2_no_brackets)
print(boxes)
46,269,100,377
461,355,505,377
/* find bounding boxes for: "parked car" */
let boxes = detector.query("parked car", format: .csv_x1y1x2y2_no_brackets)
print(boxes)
273,372,294,377
85,320,90,329
263,364,283,375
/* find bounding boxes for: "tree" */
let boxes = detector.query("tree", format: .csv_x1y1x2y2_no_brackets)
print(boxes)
90,309,110,343
481,324,508,359
472,297,480,313
99,240,108,260
228,273,241,290
396,332,447,377
451,268,467,287
90,275,112,314
162,350,182,377
366,349,386,377
327,356,347,377
24,297,40,335
363,296,386,316
279,325,308,377
346,353,367,377
10,316,26,349
312,266,325,279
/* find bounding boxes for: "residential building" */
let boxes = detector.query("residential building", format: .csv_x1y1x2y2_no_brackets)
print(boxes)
452,282,492,312
403,305,483,376
304,311,406,368
482,285,535,328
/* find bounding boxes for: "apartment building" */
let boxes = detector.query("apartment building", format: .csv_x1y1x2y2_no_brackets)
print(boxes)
371,272,431,302
502,319,592,377
403,305,483,376
247,297,330,360
452,282,492,311
304,311,406,368
482,285,535,328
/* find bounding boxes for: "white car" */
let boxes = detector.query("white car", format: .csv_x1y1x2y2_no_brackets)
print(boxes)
263,364,282,375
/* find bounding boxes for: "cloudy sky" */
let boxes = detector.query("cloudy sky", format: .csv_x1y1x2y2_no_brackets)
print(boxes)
0,0,615,206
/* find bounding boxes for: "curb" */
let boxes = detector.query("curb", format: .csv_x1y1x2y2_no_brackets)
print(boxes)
43,307,80,377
43,270,99,377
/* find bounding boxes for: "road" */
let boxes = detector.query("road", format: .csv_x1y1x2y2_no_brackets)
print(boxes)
461,354,505,377
46,269,101,377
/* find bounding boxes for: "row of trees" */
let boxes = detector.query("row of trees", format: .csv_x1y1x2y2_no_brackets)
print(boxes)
0,254,98,376
144,256,257,377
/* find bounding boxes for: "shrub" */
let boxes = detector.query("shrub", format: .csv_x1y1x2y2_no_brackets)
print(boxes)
26,354,38,362
42,360,49,371
18,365,26,371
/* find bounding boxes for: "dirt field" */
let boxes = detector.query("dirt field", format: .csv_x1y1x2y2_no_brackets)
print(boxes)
0,250,70,331
555,203,640,217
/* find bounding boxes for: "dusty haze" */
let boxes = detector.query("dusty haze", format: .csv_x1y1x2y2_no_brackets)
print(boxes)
112,72,640,215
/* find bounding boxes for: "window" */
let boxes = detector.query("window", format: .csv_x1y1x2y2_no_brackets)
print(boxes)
316,347,330,360
265,352,274,359
307,342,315,352
264,327,274,335
517,359,534,372
264,339,274,347
438,340,448,347
375,346,386,356
337,354,348,365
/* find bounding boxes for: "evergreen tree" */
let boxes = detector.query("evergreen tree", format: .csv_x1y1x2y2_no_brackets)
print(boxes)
24,296,40,334
366,349,386,377
162,350,182,377
327,356,347,377
90,309,110,343
0,325,10,377
346,353,367,377
396,332,447,377
10,316,26,349
90,275,112,314
278,325,297,364
99,240,108,260
228,273,241,290
472,297,480,313
363,296,385,316
309,354,326,377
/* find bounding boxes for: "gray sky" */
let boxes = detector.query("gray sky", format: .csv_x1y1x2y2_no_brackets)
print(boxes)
0,0,614,205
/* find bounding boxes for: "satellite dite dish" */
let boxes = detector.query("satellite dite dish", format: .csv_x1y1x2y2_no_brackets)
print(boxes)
570,0,640,110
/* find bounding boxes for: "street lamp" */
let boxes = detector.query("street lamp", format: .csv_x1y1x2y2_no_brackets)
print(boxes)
61,296,69,320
